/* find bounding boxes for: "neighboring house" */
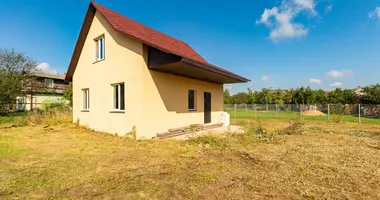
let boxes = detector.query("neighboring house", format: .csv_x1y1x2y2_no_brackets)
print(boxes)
65,2,249,138
16,72,69,111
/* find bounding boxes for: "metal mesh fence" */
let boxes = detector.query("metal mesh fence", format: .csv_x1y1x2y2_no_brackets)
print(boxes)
225,104,380,124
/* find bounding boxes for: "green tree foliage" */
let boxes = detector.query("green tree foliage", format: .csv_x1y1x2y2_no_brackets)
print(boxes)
226,85,380,105
0,49,37,114
63,82,73,106
361,84,380,104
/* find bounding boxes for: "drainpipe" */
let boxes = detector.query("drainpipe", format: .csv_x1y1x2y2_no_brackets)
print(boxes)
30,95,33,110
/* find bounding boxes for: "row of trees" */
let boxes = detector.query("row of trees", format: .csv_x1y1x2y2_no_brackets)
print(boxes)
224,85,380,105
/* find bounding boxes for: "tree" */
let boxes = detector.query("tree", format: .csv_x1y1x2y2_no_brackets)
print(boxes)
247,88,256,104
273,89,284,105
63,82,73,106
231,92,249,104
223,89,231,104
361,84,380,104
327,88,345,104
0,49,37,114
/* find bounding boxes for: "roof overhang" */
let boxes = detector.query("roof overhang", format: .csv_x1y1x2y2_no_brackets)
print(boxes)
147,46,249,84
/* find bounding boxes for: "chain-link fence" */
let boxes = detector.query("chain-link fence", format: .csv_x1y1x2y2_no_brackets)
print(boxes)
225,104,380,124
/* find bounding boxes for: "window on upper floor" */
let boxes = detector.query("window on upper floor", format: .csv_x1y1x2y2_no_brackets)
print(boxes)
95,35,105,61
112,83,125,111
44,78,54,88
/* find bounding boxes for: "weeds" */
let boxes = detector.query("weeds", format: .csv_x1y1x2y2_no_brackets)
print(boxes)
188,134,229,148
279,120,306,135
25,107,72,125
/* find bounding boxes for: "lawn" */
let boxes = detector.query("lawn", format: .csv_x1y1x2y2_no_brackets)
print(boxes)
1,118,380,199
226,110,380,124
0,112,26,125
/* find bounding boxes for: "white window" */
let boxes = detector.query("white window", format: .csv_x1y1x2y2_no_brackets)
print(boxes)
188,90,196,111
95,35,105,61
82,89,90,110
112,83,125,111
45,78,54,88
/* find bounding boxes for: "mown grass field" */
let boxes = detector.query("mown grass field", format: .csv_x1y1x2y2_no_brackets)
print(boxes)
226,110,380,124
1,114,380,199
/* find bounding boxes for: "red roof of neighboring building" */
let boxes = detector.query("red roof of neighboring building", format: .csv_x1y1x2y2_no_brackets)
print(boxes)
91,1,208,64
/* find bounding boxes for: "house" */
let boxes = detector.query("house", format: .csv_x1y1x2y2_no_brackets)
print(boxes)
65,2,249,138
16,72,69,111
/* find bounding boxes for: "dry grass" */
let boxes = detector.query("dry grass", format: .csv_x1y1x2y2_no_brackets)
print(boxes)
24,108,72,126
1,119,380,199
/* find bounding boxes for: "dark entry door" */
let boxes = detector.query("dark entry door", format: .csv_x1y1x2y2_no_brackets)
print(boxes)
204,92,211,124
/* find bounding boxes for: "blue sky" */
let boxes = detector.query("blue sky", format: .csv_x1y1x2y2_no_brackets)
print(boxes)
1,0,380,93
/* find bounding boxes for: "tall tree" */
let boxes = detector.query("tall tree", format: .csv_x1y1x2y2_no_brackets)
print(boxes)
223,89,231,104
0,49,37,114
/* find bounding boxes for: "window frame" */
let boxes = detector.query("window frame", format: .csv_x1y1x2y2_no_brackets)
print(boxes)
44,78,54,88
94,35,105,62
82,88,90,111
111,83,125,112
188,90,197,111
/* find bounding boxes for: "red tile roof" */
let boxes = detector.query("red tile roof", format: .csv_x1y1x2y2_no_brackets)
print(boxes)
91,1,208,64
65,2,249,82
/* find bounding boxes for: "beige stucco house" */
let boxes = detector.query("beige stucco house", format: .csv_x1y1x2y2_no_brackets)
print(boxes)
65,2,249,139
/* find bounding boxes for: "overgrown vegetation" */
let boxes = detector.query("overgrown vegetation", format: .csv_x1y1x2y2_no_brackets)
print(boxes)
1,119,380,199
25,107,72,125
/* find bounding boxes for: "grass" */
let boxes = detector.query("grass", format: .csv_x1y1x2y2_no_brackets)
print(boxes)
0,112,26,125
1,117,380,199
227,110,380,124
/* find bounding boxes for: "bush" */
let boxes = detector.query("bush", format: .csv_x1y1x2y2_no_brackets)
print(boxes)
279,120,306,135
242,120,279,143
40,100,69,111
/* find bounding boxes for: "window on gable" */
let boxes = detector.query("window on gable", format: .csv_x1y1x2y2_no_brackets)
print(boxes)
188,90,196,111
44,78,54,88
95,35,105,61
112,83,125,111
82,89,90,110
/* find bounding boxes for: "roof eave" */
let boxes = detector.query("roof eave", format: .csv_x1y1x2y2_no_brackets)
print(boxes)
181,58,250,83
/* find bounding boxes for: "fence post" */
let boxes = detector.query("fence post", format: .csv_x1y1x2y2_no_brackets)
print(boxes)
300,104,302,119
234,104,237,119
358,104,361,123
328,104,330,120
254,104,257,119
276,104,278,119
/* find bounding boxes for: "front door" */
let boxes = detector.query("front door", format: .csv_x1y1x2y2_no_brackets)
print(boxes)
204,92,211,124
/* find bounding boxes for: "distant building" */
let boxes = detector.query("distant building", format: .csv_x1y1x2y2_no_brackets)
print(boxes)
16,72,69,111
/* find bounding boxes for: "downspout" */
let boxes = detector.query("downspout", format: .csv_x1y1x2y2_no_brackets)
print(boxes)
30,95,33,110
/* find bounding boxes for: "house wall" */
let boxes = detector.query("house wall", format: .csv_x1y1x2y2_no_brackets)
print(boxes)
16,94,65,111
73,11,145,135
72,11,224,138
141,66,224,138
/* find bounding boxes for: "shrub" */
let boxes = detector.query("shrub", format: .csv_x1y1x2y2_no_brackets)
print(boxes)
242,120,279,143
40,100,69,111
280,120,306,135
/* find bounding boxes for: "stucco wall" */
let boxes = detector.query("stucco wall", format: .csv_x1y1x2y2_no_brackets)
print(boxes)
72,11,224,138
16,94,65,111
73,11,145,135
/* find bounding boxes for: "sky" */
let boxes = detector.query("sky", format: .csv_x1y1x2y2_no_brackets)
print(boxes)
0,0,380,94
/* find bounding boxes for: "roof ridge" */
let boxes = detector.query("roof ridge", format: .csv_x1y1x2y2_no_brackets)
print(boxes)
91,1,208,64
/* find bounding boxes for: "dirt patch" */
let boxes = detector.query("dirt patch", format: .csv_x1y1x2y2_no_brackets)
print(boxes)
302,110,326,116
